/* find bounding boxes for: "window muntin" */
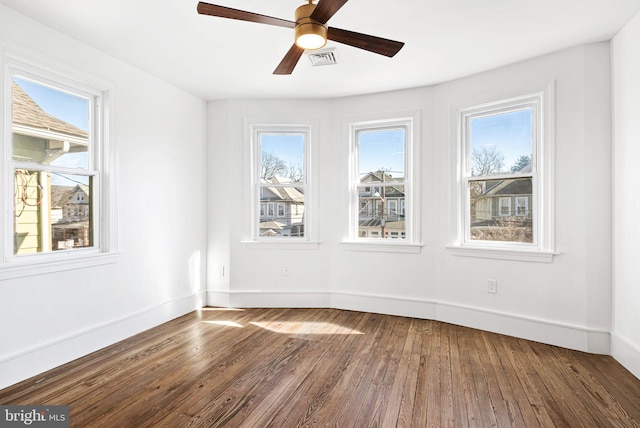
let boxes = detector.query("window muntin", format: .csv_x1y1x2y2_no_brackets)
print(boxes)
9,74,98,256
254,128,308,240
351,119,415,242
461,97,540,247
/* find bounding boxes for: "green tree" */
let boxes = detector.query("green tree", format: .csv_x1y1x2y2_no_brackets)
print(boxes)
510,155,532,173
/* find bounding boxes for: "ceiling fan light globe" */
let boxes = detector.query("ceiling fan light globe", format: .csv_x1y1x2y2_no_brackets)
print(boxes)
295,32,327,50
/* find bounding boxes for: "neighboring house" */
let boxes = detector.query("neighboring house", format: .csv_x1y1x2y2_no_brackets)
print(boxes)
50,184,91,250
259,176,304,237
358,171,405,239
12,81,89,254
472,179,532,222
469,162,533,242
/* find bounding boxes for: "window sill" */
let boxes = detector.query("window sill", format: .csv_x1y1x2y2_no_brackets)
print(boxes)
446,245,558,263
341,241,423,254
0,251,120,281
241,240,321,251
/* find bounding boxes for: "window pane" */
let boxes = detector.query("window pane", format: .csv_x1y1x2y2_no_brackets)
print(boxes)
469,109,532,176
12,77,89,170
358,128,405,182
260,133,304,182
357,184,405,239
469,177,532,243
257,130,306,239
259,185,304,238
14,170,93,254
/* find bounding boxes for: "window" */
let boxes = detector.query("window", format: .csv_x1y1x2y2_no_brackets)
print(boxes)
348,114,420,250
457,91,554,257
498,197,512,217
1,59,115,276
252,126,309,240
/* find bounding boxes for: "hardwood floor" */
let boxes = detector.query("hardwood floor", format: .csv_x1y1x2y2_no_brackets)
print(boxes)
1,307,639,427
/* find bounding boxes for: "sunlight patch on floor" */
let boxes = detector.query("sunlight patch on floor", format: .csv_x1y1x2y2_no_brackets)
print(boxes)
250,321,363,335
199,307,245,312
202,320,244,327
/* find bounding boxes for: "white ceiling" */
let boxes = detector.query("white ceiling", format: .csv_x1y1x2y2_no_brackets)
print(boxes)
1,0,639,100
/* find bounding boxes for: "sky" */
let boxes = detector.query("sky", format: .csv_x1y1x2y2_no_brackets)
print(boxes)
260,128,407,182
358,128,405,179
260,133,305,178
469,108,532,172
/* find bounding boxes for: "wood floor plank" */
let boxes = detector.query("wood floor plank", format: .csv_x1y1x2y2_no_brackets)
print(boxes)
478,331,527,427
437,321,456,427
496,333,558,427
394,319,427,428
1,308,640,428
447,324,471,426
287,311,383,426
236,309,357,427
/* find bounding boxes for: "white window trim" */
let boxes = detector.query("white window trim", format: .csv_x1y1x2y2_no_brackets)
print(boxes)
247,123,313,243
0,51,118,279
343,110,422,254
450,86,556,262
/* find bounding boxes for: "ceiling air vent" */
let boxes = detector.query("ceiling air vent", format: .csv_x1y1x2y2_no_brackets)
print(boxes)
308,49,338,67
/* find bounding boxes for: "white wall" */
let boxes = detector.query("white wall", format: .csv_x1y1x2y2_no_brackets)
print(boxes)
612,11,640,379
208,43,613,355
0,5,208,389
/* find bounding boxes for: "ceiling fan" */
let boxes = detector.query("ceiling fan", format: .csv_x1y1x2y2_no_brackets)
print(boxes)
197,0,405,75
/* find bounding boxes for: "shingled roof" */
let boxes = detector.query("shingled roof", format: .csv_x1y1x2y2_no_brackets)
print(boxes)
12,81,87,139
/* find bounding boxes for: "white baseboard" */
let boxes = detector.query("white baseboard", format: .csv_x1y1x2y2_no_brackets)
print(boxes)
0,291,206,390
435,300,610,354
207,289,331,308
611,332,640,380
208,289,610,354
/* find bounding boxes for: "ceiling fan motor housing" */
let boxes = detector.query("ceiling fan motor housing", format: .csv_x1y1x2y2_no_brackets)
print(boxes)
294,3,328,50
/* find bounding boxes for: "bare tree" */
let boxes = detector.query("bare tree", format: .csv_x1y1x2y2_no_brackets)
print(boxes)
472,146,504,176
261,151,287,179
287,162,304,182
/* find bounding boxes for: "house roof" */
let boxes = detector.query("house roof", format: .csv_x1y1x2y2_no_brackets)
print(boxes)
361,171,397,183
482,178,532,196
12,81,88,140
50,184,90,208
261,177,304,202
50,185,75,208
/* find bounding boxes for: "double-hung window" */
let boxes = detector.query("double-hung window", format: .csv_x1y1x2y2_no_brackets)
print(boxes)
347,114,421,251
1,59,115,276
252,125,309,240
457,90,555,260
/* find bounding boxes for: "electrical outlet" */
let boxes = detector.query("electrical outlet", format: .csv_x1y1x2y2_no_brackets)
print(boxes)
487,279,498,294
218,265,225,277
282,266,290,276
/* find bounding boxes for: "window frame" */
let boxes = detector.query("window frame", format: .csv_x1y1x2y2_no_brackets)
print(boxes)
451,88,556,262
0,54,118,279
249,124,311,243
344,112,422,253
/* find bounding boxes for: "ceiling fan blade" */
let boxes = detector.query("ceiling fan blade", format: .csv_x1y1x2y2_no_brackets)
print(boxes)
327,27,404,57
197,2,295,29
310,0,349,24
273,44,305,75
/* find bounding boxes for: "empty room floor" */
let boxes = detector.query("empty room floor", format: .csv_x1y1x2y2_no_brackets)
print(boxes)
1,307,639,427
